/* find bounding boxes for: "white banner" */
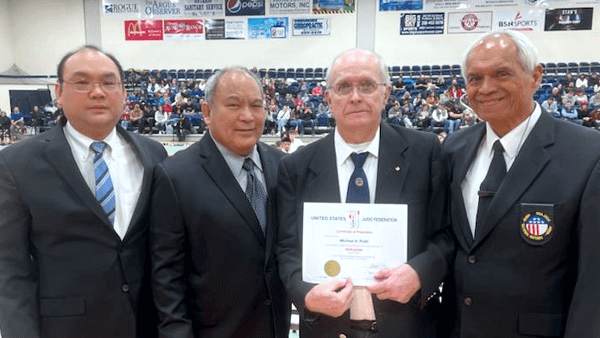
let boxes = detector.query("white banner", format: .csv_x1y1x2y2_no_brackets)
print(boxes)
447,11,493,33
494,9,544,31
102,0,143,17
182,0,225,17
292,17,331,36
269,0,312,14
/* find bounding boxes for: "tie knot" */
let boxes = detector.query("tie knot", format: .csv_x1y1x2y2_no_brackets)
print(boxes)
492,140,504,154
91,141,108,154
350,152,368,169
242,158,255,172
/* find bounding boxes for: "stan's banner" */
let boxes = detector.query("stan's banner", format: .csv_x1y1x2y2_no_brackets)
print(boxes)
125,19,163,40
205,18,248,40
248,17,289,39
103,1,142,17
164,19,205,40
312,0,355,14
545,7,593,31
270,0,312,14
226,0,266,16
447,11,492,33
292,17,331,36
380,0,423,11
400,12,444,34
494,10,544,31
182,0,225,17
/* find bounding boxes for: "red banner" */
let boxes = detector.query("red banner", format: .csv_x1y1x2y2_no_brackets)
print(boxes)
125,20,163,41
164,19,205,40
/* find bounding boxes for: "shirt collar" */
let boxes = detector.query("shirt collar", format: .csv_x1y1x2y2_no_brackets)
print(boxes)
484,102,541,161
64,122,118,161
334,126,380,166
211,134,262,177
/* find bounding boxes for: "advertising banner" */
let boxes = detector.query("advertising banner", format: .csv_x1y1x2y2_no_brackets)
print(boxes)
494,9,544,31
312,0,355,14
292,17,331,36
124,19,163,40
270,0,312,14
205,18,226,39
380,0,423,11
544,7,593,31
206,18,248,40
182,0,225,17
164,19,205,40
400,12,444,35
103,1,142,17
423,0,469,10
142,1,183,16
248,17,289,39
447,11,493,33
226,0,266,16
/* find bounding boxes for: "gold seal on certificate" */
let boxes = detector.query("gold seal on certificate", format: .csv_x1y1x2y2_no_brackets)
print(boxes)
324,260,341,277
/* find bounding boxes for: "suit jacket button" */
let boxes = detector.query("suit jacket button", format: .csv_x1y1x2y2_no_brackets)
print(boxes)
265,299,272,306
122,284,129,292
464,297,472,306
468,255,477,264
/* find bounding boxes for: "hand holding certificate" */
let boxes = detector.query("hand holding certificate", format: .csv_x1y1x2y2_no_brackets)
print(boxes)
302,202,408,287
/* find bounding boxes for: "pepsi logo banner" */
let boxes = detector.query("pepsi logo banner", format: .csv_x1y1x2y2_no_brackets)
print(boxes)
226,0,266,16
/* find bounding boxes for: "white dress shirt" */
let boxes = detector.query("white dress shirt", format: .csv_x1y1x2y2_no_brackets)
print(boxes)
334,127,380,203
64,122,144,239
461,104,542,236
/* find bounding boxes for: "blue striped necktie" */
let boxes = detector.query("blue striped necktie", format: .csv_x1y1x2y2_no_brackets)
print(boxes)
91,141,116,224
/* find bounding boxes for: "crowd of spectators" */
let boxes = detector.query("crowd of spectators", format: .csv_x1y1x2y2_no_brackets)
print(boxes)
2,68,600,145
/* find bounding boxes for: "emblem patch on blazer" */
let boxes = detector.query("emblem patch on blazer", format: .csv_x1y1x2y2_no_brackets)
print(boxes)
520,203,554,245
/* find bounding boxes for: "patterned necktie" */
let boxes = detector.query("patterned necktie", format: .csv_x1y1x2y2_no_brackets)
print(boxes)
475,140,506,231
91,141,116,225
242,158,267,233
346,152,370,203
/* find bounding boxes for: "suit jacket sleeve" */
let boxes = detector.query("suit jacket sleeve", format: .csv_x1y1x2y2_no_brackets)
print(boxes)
149,163,193,338
0,153,40,337
405,136,455,307
275,159,314,315
565,157,600,337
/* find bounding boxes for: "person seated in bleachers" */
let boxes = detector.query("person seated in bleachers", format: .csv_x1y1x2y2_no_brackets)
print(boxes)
560,101,580,124
0,110,11,144
576,73,588,89
139,104,155,134
549,86,563,106
414,103,432,130
120,105,132,130
280,93,294,110
311,82,324,96
542,96,560,117
286,129,304,153
414,74,428,91
10,106,25,140
154,105,168,134
590,92,600,109
573,88,588,104
129,103,143,132
189,83,203,99
173,112,192,141
446,101,464,135
577,102,591,121
582,108,600,128
276,105,291,136
562,88,576,106
562,73,576,88
429,103,448,133
399,91,412,107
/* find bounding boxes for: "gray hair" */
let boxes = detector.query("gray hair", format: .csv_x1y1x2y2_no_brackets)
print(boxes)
326,48,390,88
204,66,263,104
461,30,539,78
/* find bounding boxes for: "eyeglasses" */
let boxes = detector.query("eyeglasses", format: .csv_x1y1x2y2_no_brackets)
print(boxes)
331,81,386,96
61,80,122,93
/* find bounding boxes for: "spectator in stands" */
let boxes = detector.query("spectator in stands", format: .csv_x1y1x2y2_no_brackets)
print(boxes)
287,129,304,153
154,105,168,133
560,101,580,123
583,108,600,128
189,83,203,99
413,92,426,111
129,103,143,131
276,105,291,135
563,73,576,88
549,87,563,106
120,105,132,130
173,113,191,141
588,72,599,90
30,106,43,134
460,110,477,129
415,103,432,130
542,96,559,117
10,106,25,139
429,103,448,132
280,93,294,110
292,93,305,112
414,74,428,91
127,90,140,103
399,91,412,107
147,77,160,106
298,106,316,135
280,135,292,153
574,88,588,103
139,104,154,134
590,92,600,109
577,102,591,121
387,100,412,127
449,84,463,99
576,73,588,89
0,110,10,144
562,88,576,106
446,101,464,135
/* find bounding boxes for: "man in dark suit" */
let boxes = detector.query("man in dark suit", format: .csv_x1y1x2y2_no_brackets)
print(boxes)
276,49,453,338
441,30,600,337
0,46,167,337
149,67,290,338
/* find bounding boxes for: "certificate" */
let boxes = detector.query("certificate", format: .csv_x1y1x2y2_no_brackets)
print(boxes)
302,202,408,286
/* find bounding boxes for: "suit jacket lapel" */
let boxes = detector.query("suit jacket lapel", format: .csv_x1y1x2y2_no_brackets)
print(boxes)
259,142,279,262
450,123,485,248
43,125,116,232
199,134,266,246
305,132,341,203
375,123,409,204
473,113,554,248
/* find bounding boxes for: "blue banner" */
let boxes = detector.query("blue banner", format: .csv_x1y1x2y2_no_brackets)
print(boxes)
380,0,423,11
226,0,265,16
248,17,289,39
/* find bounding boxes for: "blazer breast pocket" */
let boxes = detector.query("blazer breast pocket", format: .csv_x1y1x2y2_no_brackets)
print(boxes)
39,297,85,317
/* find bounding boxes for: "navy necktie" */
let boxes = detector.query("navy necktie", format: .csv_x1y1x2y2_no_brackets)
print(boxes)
91,141,116,224
346,152,370,203
476,140,506,231
242,158,267,233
